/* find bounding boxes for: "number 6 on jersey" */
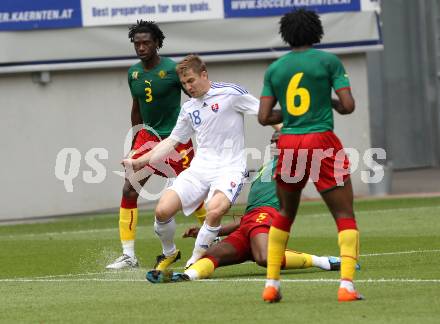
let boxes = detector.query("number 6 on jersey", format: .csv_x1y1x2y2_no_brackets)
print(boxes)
286,72,310,116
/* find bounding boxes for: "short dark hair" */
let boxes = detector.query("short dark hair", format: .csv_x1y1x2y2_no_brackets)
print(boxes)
279,8,323,47
128,20,165,48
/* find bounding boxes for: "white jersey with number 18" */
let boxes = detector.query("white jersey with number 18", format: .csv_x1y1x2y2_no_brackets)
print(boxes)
169,82,259,171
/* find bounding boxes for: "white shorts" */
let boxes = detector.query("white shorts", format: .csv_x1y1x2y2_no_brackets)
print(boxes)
169,166,246,216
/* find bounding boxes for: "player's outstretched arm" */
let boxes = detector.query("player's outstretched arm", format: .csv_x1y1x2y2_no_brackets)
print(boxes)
218,220,240,236
332,88,355,115
182,226,200,238
123,137,179,171
183,219,240,238
148,137,180,165
258,96,283,126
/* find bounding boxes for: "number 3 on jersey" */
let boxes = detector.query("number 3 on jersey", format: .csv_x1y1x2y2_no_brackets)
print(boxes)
145,80,153,103
286,72,310,116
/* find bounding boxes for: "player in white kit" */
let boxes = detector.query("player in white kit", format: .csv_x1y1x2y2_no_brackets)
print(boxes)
123,54,262,269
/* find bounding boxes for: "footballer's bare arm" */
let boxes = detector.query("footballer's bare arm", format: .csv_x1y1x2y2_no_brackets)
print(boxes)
183,218,241,238
332,88,355,115
258,96,283,126
123,137,180,171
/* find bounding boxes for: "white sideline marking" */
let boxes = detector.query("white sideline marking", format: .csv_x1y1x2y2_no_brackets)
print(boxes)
1,278,440,283
31,271,117,279
0,278,144,282
308,205,440,219
8,270,147,281
361,249,440,257
0,224,189,239
204,278,440,283
2,205,440,239
4,248,440,281
227,249,440,260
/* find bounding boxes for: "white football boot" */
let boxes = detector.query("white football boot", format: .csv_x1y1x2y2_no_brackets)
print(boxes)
106,254,139,270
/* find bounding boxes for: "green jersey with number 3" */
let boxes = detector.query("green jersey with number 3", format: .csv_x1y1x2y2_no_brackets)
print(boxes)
261,48,350,134
128,57,181,137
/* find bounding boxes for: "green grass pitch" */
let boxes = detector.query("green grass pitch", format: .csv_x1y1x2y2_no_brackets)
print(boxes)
1,197,440,323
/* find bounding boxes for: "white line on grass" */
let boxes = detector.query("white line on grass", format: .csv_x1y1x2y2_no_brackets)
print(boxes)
203,278,440,283
171,249,440,269
3,248,440,282
6,248,440,281
216,249,440,260
0,278,145,282
1,278,440,283
307,205,440,219
360,249,440,257
0,227,117,239
0,223,189,239
30,271,118,279
6,270,149,281
2,205,440,238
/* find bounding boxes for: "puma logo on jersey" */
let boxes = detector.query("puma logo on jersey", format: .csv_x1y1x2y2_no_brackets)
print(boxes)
132,71,139,80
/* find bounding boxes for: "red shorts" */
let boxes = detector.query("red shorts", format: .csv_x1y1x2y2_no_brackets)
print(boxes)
222,206,277,261
275,131,350,193
132,129,194,177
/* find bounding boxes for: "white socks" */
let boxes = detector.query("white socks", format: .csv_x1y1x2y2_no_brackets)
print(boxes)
154,217,177,256
186,222,221,267
122,240,135,258
184,269,199,280
340,279,355,292
311,255,331,270
265,279,280,289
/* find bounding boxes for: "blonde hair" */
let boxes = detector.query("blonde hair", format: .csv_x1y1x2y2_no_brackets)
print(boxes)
176,54,207,76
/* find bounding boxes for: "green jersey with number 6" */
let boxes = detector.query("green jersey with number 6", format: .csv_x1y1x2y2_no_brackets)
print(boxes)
261,48,350,134
128,57,181,137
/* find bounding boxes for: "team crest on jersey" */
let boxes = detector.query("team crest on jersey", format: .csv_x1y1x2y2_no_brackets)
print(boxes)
211,103,219,113
158,70,167,79
230,181,236,188
132,71,139,80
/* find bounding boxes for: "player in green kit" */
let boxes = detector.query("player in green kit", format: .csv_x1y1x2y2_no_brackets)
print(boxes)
106,20,204,270
145,132,354,283
258,9,363,302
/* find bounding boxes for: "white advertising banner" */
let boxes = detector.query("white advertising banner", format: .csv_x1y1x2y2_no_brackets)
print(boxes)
81,0,224,27
361,0,381,12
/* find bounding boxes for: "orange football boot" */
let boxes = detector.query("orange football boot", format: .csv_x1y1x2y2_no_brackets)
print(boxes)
262,286,282,303
337,287,364,302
